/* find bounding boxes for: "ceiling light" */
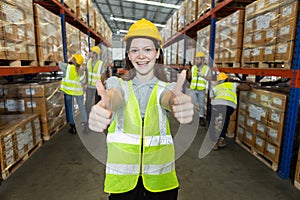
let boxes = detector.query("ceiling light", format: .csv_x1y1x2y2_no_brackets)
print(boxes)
125,0,180,9
119,30,128,33
111,16,166,28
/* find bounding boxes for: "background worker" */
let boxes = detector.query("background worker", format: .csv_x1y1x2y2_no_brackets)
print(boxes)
85,46,106,120
88,18,194,199
189,51,211,126
210,72,251,150
54,47,88,134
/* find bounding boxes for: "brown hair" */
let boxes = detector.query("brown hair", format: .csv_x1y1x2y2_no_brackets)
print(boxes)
122,37,168,82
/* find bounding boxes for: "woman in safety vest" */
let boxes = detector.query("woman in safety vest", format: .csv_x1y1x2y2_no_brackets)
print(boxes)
88,18,194,199
54,48,88,134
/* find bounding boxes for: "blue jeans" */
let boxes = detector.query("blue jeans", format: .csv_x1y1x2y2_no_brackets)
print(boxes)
191,89,206,117
64,93,88,125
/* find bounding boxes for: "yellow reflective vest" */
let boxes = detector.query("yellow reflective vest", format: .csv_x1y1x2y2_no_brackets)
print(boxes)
190,65,209,90
105,80,179,194
214,82,237,105
87,59,104,87
60,64,83,96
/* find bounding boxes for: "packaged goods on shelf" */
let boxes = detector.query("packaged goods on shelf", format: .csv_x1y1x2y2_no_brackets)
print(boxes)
34,4,63,64
88,1,96,30
66,23,81,59
215,10,244,65
171,11,178,36
196,25,210,56
0,0,36,61
197,0,211,18
236,87,289,167
243,0,298,68
178,39,185,65
185,37,196,65
171,42,178,65
63,0,77,13
0,114,41,179
178,1,186,31
185,0,196,25
0,81,65,139
76,0,88,23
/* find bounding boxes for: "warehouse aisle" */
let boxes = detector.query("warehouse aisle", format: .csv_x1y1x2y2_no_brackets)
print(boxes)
0,122,300,200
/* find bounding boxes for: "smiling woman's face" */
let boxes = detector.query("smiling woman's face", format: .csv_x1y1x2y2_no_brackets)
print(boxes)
127,38,159,81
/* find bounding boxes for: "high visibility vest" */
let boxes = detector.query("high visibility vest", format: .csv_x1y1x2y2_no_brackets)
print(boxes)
60,64,83,96
214,82,237,105
105,80,178,194
87,59,103,87
190,65,209,90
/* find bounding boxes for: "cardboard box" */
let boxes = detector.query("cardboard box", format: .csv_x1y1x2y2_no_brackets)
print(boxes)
267,125,284,146
271,92,287,111
244,130,255,147
268,109,285,125
264,142,280,163
236,126,245,141
277,20,297,42
246,117,257,133
256,122,267,139
275,41,294,63
254,136,265,155
262,44,276,62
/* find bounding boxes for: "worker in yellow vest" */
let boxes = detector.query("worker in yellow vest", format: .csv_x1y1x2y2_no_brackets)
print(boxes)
88,18,194,199
210,72,251,150
190,51,211,126
54,48,88,134
85,46,105,122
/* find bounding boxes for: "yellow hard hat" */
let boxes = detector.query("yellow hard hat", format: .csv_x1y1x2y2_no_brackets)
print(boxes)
217,72,228,81
72,54,84,65
195,51,205,58
124,18,162,44
90,46,101,56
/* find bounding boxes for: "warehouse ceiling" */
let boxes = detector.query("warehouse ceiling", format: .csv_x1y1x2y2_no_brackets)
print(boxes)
92,0,185,41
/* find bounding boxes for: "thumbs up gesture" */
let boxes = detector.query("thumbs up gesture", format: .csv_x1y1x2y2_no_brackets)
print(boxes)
88,81,113,132
170,70,194,124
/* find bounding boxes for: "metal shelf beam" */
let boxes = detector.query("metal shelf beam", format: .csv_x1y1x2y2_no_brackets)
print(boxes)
0,66,60,76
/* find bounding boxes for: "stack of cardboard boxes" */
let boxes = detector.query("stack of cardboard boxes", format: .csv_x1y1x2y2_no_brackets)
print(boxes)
236,88,288,169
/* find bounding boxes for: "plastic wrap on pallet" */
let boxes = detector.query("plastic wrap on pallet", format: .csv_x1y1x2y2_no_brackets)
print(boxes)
66,23,81,60
186,0,196,25
76,0,88,22
214,10,244,65
0,0,36,61
34,4,63,64
171,11,178,36
196,25,210,57
197,0,211,19
243,0,298,67
0,114,41,171
236,87,289,166
178,1,186,31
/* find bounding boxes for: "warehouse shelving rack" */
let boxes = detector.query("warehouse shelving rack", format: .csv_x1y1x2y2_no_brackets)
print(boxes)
0,0,112,77
163,0,300,179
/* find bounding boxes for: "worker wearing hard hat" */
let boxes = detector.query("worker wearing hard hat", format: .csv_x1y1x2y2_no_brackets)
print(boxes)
53,49,88,134
190,51,211,126
85,45,106,123
210,72,251,150
88,18,194,199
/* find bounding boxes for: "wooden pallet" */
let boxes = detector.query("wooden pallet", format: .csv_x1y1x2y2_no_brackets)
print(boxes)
38,60,57,67
217,62,241,68
0,59,38,67
242,61,292,69
1,140,42,180
235,138,278,171
42,120,66,141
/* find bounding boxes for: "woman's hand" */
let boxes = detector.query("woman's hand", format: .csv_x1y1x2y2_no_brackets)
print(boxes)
88,81,113,132
170,70,194,124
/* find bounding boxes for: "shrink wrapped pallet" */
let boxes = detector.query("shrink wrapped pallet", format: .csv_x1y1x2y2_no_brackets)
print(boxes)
186,0,196,25
0,0,36,61
178,1,186,31
197,0,211,18
34,4,63,64
66,23,81,60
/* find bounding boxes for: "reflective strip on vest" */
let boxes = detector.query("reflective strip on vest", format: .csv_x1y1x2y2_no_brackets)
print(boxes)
107,133,173,146
214,82,237,105
190,65,209,90
88,59,103,86
60,64,83,96
106,161,175,175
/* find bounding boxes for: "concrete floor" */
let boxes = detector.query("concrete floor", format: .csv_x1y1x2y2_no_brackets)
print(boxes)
1,120,300,200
